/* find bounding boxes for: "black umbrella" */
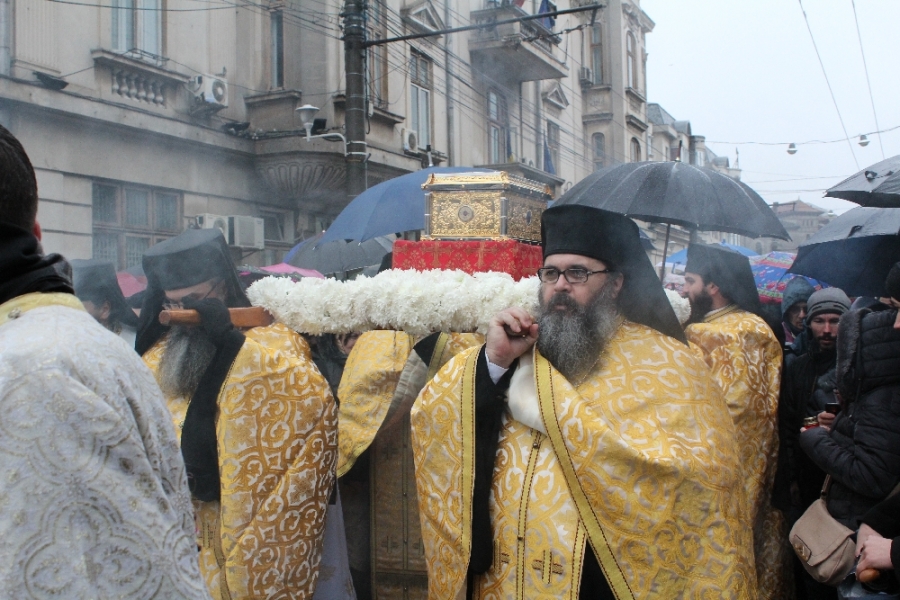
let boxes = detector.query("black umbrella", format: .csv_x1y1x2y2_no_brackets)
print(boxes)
287,234,394,277
554,161,790,276
825,155,900,207
787,207,900,297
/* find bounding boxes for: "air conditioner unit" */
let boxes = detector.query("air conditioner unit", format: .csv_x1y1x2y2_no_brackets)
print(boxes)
196,213,230,243
190,74,228,109
402,128,419,153
229,215,265,249
578,67,593,86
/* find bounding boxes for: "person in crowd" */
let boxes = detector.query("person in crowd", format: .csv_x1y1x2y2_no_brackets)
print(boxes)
682,242,786,599
782,276,815,352
137,228,338,599
71,258,140,346
800,263,900,540
776,287,851,599
312,332,361,400
412,205,754,599
0,125,209,599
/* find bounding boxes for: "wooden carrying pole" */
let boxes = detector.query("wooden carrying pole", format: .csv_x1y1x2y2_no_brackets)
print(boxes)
159,306,274,328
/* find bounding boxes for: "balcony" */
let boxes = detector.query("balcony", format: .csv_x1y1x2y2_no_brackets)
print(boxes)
469,4,568,83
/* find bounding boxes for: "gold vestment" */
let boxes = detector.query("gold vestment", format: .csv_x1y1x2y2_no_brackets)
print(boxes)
412,320,756,599
686,306,787,599
144,325,337,600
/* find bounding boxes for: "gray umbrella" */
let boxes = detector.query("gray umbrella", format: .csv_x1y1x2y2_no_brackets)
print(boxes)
787,207,900,297
287,235,394,276
554,161,789,276
825,155,900,207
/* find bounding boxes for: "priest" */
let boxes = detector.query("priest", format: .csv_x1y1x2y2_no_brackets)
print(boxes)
682,243,785,599
71,258,140,346
137,229,338,600
411,205,755,599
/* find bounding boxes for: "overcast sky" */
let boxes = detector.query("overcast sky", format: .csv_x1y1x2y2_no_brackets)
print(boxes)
640,0,900,214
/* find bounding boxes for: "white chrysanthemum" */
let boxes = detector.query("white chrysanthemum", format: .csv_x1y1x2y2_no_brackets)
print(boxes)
665,288,691,325
246,270,542,334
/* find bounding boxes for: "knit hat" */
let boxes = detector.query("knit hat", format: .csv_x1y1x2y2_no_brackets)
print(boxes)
806,288,851,321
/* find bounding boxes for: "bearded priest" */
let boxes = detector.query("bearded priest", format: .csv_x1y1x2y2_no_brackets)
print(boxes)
137,229,338,599
411,205,755,599
682,243,786,599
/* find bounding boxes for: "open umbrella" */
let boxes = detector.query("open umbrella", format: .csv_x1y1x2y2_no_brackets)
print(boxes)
825,155,900,207
317,166,494,245
553,161,790,277
287,234,395,276
788,207,900,297
749,252,826,304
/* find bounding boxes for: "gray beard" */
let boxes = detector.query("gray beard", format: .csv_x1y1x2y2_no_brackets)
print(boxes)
157,326,218,399
535,282,620,382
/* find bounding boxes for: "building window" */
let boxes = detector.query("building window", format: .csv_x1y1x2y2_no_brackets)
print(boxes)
112,0,161,56
592,133,605,170
261,212,286,242
368,0,388,109
547,121,560,174
630,137,641,162
271,10,284,89
487,89,508,164
626,32,636,89
410,51,432,149
590,25,603,85
92,182,182,269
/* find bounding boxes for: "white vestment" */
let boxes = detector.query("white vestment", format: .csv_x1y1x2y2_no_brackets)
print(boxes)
0,293,210,599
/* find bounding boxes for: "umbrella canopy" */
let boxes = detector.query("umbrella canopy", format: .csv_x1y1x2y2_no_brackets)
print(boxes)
788,207,900,297
287,234,394,276
825,155,900,207
317,166,494,245
554,161,791,241
660,242,757,267
116,270,147,298
749,252,826,304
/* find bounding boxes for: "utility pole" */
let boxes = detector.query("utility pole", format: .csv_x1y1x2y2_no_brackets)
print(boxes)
342,0,367,201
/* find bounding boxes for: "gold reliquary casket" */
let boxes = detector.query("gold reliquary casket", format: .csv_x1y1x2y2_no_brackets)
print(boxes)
423,171,553,243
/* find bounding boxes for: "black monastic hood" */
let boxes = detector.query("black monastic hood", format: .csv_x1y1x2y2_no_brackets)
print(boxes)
685,242,762,317
70,259,139,329
541,204,686,344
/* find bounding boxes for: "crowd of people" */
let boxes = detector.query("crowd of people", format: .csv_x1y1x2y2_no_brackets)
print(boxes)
3,121,900,600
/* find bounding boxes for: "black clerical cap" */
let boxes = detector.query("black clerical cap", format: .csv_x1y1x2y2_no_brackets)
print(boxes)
136,229,250,355
685,243,762,316
541,204,686,344
70,259,139,328
885,262,900,302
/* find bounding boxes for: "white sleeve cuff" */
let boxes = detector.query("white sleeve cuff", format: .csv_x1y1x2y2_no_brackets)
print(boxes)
486,355,509,384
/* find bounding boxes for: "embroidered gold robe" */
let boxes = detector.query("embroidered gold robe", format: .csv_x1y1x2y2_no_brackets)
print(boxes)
412,320,755,599
144,325,337,600
686,306,786,599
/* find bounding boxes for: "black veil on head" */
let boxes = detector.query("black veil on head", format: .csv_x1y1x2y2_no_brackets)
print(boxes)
136,229,250,355
70,259,139,329
685,243,762,317
541,204,686,344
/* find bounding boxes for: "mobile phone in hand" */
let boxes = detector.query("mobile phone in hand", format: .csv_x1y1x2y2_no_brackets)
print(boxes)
825,402,841,414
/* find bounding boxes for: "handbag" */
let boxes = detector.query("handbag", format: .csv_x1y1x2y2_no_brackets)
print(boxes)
789,475,856,586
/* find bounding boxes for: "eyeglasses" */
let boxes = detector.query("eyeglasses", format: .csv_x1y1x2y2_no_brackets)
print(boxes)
162,279,222,311
537,266,612,284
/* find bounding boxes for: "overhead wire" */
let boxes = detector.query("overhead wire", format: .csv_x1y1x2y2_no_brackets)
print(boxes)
797,0,860,170
850,0,885,160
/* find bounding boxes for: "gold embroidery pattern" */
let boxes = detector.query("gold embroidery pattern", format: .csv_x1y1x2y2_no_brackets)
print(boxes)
145,329,337,599
245,322,313,362
337,331,414,476
412,322,756,599
687,310,787,600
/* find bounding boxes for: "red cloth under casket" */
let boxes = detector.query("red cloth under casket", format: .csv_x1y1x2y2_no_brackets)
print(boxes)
392,239,542,281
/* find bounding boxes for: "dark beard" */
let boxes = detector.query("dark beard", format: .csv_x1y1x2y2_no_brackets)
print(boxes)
157,325,218,398
535,283,620,383
687,290,714,325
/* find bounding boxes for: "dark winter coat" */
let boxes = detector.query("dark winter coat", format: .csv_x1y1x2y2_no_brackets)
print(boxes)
799,307,900,528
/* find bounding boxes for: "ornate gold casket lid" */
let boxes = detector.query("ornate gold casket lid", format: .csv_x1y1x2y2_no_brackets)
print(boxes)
422,171,553,200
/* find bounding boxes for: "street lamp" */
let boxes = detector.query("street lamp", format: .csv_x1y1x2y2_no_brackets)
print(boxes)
859,134,870,147
787,143,798,155
295,104,348,156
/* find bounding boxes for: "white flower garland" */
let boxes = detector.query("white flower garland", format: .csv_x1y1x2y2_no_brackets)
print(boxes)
248,269,691,334
247,269,540,336
665,288,691,325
